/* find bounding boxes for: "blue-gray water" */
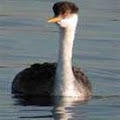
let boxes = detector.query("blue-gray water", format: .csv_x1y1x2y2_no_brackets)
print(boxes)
0,0,120,119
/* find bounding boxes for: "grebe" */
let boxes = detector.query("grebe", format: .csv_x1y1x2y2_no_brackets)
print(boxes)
12,1,92,100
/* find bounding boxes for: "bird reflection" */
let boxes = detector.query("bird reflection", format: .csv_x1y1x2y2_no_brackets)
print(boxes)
13,95,89,120
53,96,88,120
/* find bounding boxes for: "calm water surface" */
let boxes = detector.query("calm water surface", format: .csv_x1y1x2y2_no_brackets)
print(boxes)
0,0,120,119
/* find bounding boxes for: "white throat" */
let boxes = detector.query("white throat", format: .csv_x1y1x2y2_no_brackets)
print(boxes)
54,14,80,96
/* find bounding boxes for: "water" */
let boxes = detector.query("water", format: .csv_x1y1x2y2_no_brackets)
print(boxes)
0,0,120,119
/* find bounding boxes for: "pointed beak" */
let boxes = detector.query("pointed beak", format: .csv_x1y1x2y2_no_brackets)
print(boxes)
48,16,62,23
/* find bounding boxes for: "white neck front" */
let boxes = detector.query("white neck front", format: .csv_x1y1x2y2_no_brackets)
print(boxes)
54,25,77,96
58,27,75,71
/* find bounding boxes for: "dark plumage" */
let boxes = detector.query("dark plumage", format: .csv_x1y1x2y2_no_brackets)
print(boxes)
12,63,91,97
53,1,79,16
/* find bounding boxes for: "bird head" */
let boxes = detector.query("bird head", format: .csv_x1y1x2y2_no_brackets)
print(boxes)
48,1,79,28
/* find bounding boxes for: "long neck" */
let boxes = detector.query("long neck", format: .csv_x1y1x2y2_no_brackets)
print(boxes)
55,26,76,96
58,27,75,72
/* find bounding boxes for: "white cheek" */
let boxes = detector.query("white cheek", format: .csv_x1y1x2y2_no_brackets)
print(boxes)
58,20,68,28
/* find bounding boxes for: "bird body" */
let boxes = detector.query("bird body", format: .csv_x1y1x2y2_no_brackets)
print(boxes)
12,1,92,100
12,63,91,98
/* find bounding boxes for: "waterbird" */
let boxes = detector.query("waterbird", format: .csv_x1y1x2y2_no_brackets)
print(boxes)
12,1,92,100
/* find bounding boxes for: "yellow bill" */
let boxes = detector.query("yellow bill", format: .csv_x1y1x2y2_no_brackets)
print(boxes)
48,17,62,23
